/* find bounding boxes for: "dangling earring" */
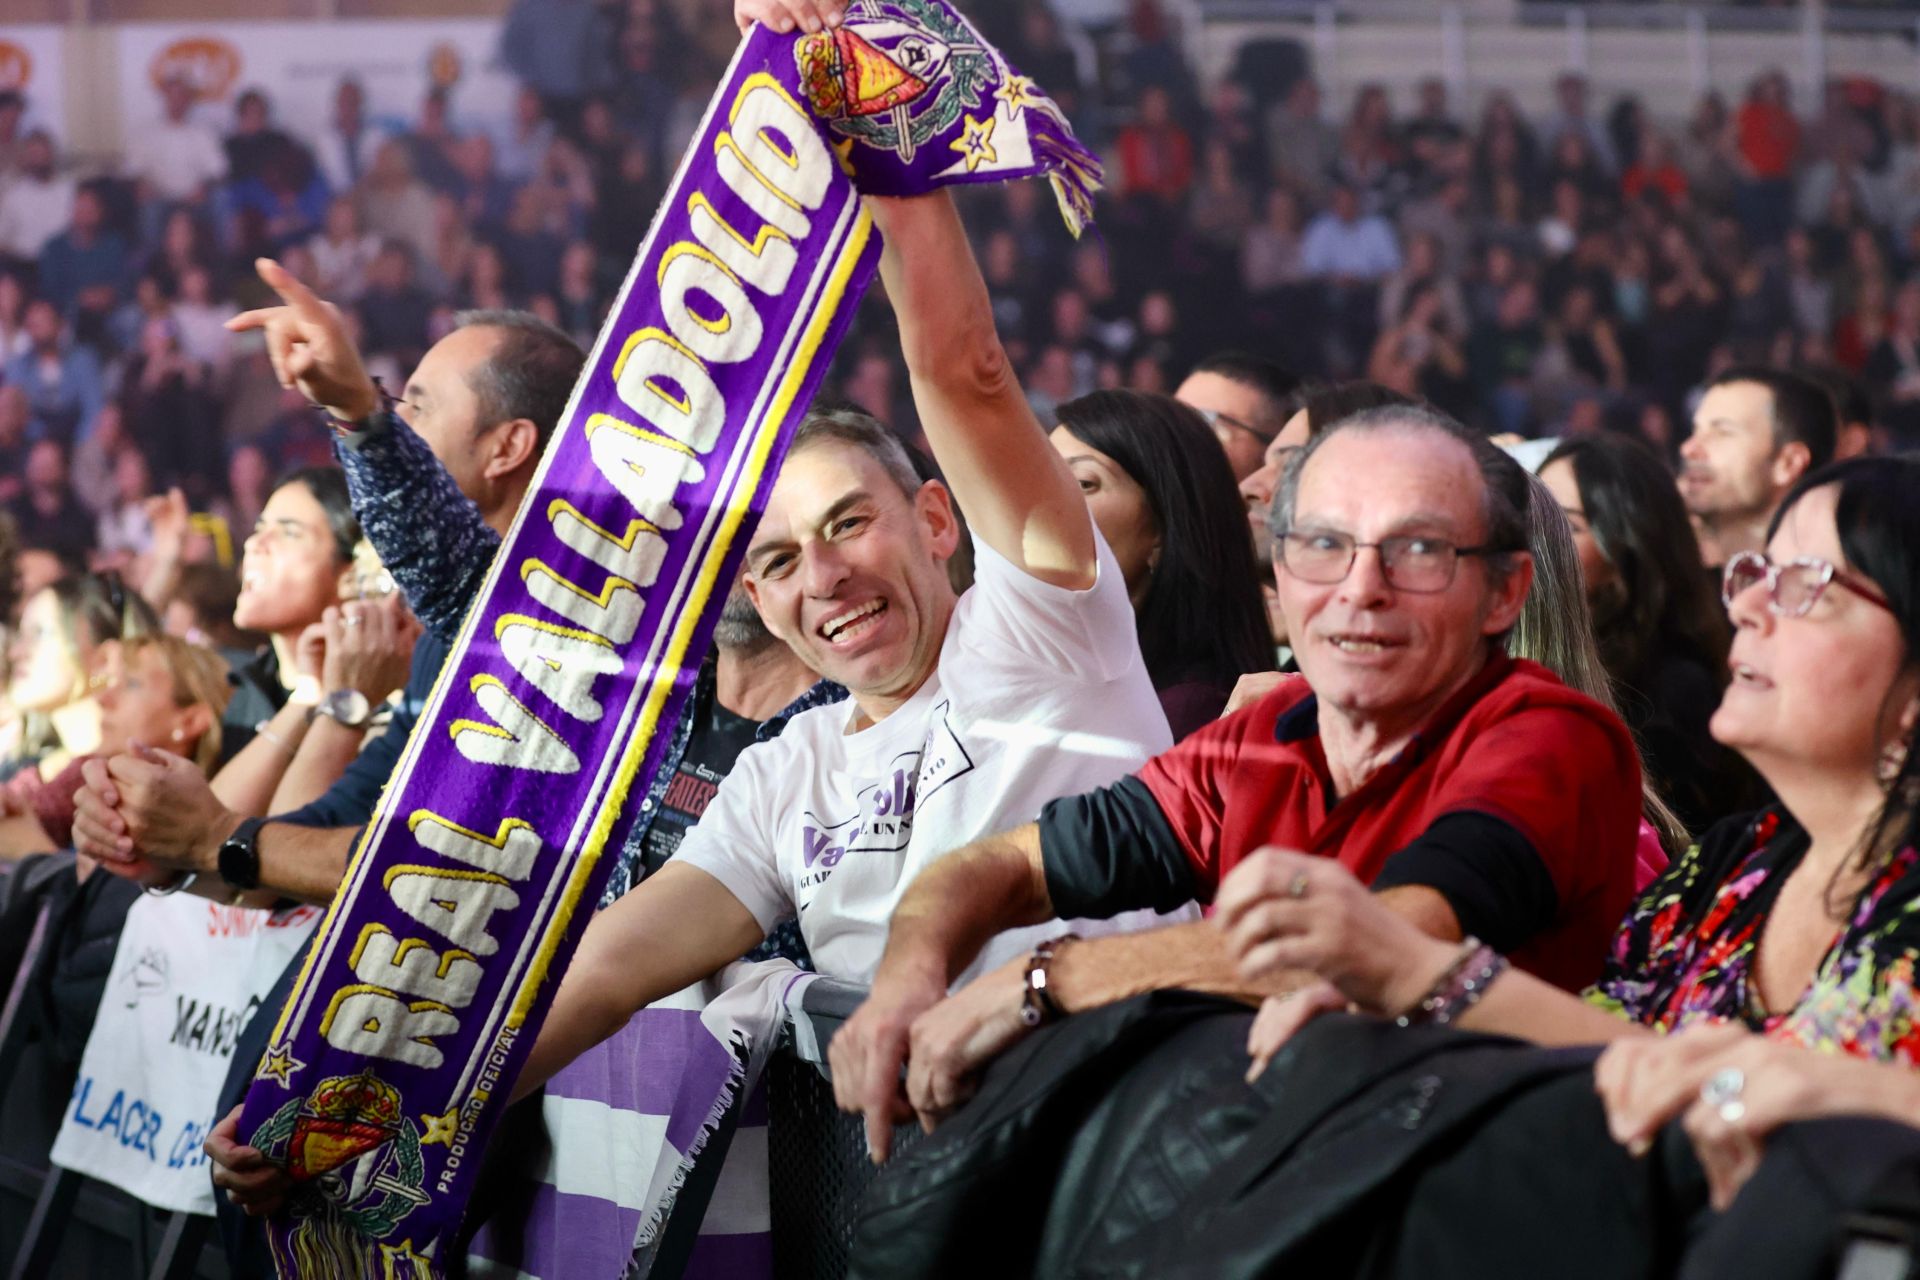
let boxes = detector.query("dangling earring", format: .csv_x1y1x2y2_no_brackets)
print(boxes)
1880,738,1912,794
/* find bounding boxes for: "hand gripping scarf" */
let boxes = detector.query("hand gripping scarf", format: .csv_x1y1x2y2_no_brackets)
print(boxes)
237,4,1100,1274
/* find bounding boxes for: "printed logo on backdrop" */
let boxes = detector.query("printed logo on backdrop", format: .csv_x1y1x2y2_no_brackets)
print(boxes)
150,36,242,103
797,699,975,898
0,41,31,93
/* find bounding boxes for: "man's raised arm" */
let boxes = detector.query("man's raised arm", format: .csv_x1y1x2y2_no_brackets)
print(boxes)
868,193,1096,589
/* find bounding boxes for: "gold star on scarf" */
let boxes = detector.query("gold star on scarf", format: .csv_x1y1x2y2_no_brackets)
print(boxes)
256,1041,305,1088
994,74,1037,113
831,135,858,177
950,113,998,172
419,1107,461,1147
378,1237,436,1280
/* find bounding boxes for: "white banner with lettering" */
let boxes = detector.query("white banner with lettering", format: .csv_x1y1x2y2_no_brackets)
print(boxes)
0,25,67,143
113,21,519,153
49,894,320,1214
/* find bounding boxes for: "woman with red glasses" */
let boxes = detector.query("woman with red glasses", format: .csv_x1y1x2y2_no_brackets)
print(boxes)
1196,454,1920,1277
848,456,1920,1280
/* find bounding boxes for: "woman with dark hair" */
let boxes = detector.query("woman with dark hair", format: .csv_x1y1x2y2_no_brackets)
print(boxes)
209,464,417,816
848,458,1920,1280
1192,456,1920,1277
1049,389,1272,738
1540,434,1751,830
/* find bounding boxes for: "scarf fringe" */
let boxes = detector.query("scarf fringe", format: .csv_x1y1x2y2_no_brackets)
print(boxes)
624,1029,755,1274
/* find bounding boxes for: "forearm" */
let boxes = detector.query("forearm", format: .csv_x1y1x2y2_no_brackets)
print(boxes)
514,863,764,1100
140,550,184,613
210,699,314,816
867,194,1092,584
245,821,359,906
1453,967,1648,1047
1052,921,1305,1012
883,826,1054,989
266,720,367,814
514,944,643,1101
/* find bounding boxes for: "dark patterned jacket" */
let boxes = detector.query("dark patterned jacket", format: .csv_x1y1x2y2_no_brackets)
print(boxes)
332,411,843,961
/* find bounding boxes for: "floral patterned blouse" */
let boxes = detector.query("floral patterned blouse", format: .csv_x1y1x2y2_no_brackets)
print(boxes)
1586,807,1920,1062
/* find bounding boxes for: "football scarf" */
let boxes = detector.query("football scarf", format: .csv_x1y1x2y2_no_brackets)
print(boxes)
239,6,1099,1274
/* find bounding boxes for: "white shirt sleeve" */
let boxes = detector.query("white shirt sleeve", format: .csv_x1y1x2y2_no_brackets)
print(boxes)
667,739,792,935
952,529,1144,683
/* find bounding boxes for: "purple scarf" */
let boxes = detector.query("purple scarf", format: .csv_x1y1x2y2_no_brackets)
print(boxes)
238,5,1099,1274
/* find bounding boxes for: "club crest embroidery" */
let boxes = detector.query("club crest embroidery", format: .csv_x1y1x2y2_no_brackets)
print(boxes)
797,0,988,162
254,1071,429,1240
790,0,1103,231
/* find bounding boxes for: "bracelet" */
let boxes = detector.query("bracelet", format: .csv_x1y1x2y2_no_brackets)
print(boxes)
144,870,199,898
1020,933,1080,1027
253,723,297,756
1394,937,1509,1028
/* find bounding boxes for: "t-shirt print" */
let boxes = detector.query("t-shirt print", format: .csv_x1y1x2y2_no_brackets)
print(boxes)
797,702,977,902
675,532,1186,984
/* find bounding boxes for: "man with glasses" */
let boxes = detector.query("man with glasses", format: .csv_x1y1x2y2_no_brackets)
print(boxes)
1174,351,1300,481
831,405,1645,1158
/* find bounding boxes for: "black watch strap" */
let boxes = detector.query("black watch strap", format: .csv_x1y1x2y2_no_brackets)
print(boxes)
218,816,268,892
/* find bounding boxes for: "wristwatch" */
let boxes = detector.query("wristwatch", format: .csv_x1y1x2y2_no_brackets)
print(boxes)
308,688,373,730
217,816,268,892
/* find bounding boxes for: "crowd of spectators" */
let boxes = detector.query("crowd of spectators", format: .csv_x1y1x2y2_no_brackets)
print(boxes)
3,0,1920,1272
0,1,1917,591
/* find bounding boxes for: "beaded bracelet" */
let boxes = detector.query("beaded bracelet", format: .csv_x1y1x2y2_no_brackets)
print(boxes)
1020,933,1080,1027
1394,937,1509,1028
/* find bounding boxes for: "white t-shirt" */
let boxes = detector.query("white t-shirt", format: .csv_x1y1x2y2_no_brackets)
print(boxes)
676,532,1179,984
129,120,228,202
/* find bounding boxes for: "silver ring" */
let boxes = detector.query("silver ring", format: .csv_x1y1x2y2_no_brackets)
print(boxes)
342,613,363,628
1287,872,1310,900
1699,1066,1747,1125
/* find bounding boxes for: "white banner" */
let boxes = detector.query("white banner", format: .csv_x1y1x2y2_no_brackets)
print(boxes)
0,25,67,144
113,20,519,157
50,894,320,1214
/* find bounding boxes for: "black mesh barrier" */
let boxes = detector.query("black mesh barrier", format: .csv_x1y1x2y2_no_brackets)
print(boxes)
765,1049,926,1280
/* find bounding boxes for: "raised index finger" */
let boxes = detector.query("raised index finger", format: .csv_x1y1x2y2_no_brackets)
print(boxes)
254,257,331,322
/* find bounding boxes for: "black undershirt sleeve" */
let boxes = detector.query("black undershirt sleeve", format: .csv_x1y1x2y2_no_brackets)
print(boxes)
1038,775,1199,919
1370,811,1560,954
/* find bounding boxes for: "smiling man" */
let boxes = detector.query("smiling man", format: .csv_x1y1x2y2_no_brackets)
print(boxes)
496,189,1179,1094
830,404,1645,1158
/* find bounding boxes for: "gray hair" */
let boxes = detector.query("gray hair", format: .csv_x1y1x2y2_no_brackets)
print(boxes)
1269,403,1531,588
791,407,923,500
453,309,587,451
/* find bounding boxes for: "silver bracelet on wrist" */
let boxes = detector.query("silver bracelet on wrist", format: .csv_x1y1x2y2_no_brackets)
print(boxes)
143,870,199,898
1395,937,1508,1028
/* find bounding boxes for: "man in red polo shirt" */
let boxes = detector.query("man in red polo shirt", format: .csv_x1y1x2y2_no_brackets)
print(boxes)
832,404,1643,1160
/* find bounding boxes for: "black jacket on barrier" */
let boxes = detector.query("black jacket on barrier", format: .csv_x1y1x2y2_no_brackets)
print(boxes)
848,994,1920,1280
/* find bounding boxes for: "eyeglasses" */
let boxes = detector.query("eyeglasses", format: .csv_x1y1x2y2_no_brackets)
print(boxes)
1193,406,1276,445
1721,550,1894,618
1278,530,1516,593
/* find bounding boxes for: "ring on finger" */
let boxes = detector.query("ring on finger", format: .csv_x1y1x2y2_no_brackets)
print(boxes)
1287,871,1310,900
1699,1065,1747,1125
342,612,363,628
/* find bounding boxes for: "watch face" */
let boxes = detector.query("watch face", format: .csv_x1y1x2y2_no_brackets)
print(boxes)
219,824,261,891
324,688,373,728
